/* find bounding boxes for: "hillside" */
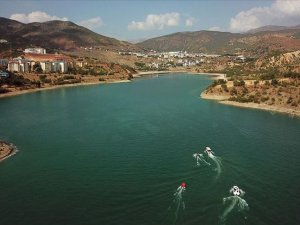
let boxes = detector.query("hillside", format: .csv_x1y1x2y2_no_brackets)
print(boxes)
247,25,300,33
0,17,139,51
138,31,241,53
255,50,300,73
200,49,300,116
201,78,300,116
138,28,300,55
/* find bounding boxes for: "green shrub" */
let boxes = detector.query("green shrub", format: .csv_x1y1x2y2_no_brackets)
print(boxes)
291,101,298,107
242,87,248,95
230,87,238,96
44,78,52,84
211,79,227,87
261,96,269,102
229,95,252,103
271,79,278,86
283,71,300,78
287,97,293,104
63,75,75,80
6,73,30,86
98,71,107,75
233,80,245,87
221,84,228,92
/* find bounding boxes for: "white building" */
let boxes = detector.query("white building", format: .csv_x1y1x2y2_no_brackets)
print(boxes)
149,62,159,69
24,48,46,54
52,61,68,73
8,58,30,73
40,61,52,73
76,61,87,68
236,55,246,62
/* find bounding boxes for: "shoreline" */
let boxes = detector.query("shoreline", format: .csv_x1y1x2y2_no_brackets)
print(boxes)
0,79,130,99
0,71,224,99
0,141,18,163
221,100,300,117
201,92,300,117
1,71,297,117
134,70,184,77
190,72,225,80
135,70,225,79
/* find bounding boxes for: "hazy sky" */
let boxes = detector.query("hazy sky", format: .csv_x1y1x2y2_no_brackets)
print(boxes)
1,0,300,41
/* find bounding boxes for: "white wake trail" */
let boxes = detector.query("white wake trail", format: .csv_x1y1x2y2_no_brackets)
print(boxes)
220,186,249,224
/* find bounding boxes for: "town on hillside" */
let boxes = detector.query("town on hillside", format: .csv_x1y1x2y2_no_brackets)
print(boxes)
0,45,249,92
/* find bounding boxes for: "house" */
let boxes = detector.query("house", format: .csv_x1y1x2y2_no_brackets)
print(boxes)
40,61,52,73
76,60,88,68
149,62,159,69
24,48,46,54
8,61,19,72
236,55,246,62
8,58,30,73
60,61,68,73
52,61,68,73
24,53,70,73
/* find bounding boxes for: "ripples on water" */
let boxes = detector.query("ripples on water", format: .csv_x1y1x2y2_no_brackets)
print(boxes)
0,74,300,225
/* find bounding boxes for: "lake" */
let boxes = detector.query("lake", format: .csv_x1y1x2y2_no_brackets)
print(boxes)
0,73,299,225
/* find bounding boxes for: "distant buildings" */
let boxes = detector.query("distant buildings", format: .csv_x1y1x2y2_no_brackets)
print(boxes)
149,62,159,69
40,61,52,73
75,59,88,68
8,58,31,73
51,61,68,73
24,53,69,73
236,55,246,62
24,48,46,54
7,52,70,73
0,39,8,43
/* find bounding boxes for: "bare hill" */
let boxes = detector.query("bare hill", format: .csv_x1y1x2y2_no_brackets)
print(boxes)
138,29,300,55
0,17,139,51
247,24,300,33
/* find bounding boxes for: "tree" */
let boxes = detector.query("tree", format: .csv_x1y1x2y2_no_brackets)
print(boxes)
33,62,43,73
233,80,245,87
271,79,278,86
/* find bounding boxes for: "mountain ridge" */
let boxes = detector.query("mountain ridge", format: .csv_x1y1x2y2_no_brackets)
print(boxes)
138,27,300,55
1,17,300,56
247,24,300,33
0,17,138,51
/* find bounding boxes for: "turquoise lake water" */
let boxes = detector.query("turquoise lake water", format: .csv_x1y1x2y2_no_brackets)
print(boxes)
0,73,300,225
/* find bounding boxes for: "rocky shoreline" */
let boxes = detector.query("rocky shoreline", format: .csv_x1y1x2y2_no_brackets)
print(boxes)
0,141,17,162
201,79,300,117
